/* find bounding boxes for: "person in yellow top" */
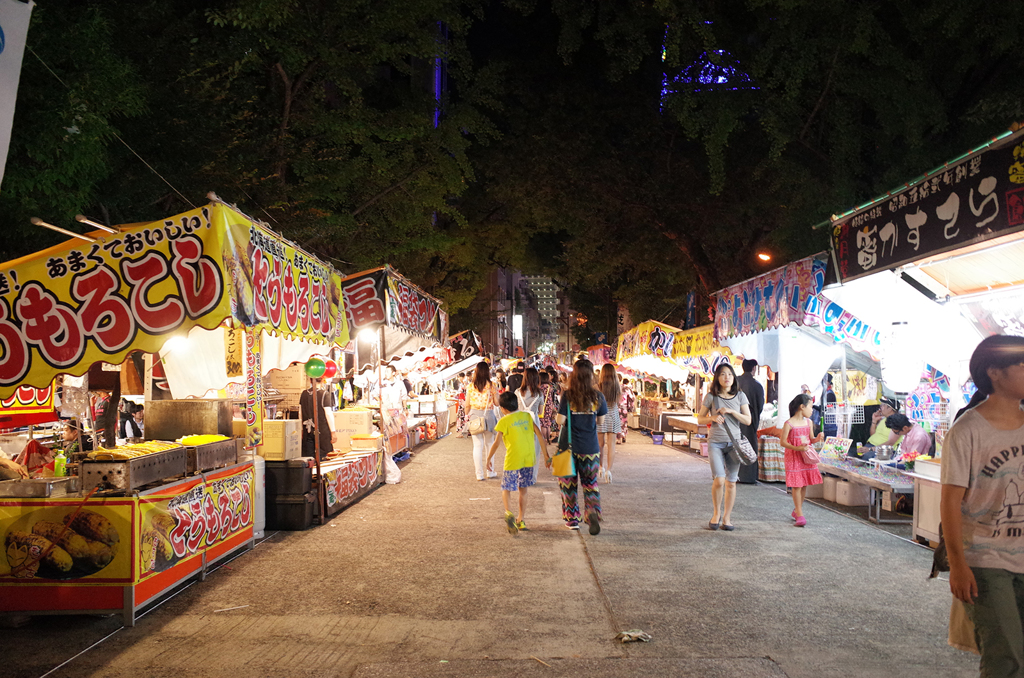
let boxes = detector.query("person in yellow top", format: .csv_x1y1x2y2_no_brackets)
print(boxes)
487,392,549,535
867,397,904,447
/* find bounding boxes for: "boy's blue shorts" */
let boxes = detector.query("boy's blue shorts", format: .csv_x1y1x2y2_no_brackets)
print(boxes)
501,466,535,491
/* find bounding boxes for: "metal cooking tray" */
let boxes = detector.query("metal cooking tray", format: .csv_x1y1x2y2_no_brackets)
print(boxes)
0,476,78,498
187,438,238,475
81,446,187,492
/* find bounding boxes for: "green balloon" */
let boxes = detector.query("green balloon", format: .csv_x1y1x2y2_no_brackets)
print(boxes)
304,357,326,378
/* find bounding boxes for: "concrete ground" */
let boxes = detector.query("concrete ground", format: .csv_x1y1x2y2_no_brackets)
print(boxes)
6,432,977,678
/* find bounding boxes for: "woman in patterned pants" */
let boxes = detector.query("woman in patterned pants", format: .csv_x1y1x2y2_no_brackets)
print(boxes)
555,359,609,535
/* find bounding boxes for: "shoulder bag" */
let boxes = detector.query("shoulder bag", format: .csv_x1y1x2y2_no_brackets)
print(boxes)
551,406,576,477
468,416,486,435
714,395,757,466
800,443,821,465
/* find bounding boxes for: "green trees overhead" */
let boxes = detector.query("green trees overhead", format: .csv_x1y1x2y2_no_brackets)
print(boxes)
1,0,1022,327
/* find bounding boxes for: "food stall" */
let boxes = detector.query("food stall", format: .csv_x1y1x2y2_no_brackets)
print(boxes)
712,254,890,480
616,321,734,452
824,126,1024,531
617,321,695,435
0,200,362,624
342,266,449,458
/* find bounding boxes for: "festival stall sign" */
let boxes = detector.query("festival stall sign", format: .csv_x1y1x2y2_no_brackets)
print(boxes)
670,324,733,378
342,266,447,370
449,330,482,361
714,253,828,340
0,203,349,401
0,461,254,624
137,463,253,586
802,293,885,361
831,128,1024,283
0,384,57,428
616,320,691,382
341,266,445,343
322,451,381,516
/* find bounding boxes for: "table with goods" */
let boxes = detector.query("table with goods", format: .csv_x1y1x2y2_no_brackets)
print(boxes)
815,438,915,525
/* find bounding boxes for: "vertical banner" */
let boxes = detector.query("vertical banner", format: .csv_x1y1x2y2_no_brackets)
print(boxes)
224,327,243,378
0,0,33,190
244,328,263,449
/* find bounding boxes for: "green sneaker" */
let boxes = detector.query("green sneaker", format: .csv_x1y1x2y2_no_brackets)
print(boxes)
516,520,527,531
504,511,519,536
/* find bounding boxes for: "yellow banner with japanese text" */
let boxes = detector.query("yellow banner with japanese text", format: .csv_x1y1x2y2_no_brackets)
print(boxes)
0,204,348,399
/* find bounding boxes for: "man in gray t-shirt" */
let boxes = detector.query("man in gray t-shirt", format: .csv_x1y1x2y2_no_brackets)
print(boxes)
941,408,1024,572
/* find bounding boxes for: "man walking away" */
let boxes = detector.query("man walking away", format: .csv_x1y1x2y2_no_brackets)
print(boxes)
736,359,765,484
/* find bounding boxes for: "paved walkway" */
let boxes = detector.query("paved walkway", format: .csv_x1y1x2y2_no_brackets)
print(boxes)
7,432,978,678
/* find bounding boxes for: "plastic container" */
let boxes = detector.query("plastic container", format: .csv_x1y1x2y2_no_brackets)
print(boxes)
265,458,313,497
53,452,67,477
651,432,665,445
266,491,316,530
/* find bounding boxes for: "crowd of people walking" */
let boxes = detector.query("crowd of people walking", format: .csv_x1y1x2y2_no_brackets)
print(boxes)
446,333,1024,678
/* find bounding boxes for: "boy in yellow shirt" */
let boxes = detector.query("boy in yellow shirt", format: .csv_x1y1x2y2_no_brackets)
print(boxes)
487,391,549,535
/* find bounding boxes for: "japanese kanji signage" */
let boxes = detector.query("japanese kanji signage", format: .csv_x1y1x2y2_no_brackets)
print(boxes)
0,204,348,399
831,131,1024,282
342,267,445,343
713,254,828,340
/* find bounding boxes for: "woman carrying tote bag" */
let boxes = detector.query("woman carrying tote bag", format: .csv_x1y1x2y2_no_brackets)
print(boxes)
555,359,608,534
467,362,499,480
696,363,751,531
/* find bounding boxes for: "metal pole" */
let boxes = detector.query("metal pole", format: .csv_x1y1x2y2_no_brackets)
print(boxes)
312,376,324,524
840,349,849,438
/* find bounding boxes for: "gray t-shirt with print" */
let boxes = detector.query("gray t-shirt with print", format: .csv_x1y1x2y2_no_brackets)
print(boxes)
701,391,750,445
941,407,1024,573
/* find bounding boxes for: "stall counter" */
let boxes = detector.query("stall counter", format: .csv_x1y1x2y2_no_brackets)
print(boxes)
0,460,255,626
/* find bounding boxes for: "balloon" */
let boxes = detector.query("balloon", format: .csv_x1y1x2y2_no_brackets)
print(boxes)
322,359,338,379
304,357,326,378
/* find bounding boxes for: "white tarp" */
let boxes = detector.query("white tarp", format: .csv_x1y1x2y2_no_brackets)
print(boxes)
161,325,324,399
822,270,981,392
0,0,33,190
722,327,843,427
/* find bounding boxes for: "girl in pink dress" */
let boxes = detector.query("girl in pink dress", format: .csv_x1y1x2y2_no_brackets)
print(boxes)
779,394,823,527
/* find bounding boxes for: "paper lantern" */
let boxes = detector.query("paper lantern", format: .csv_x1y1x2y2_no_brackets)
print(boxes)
304,357,326,378
322,359,339,379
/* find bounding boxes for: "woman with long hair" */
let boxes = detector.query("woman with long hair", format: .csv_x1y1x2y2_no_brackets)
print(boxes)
555,359,608,534
942,335,1024,676
596,364,622,483
467,362,500,480
517,367,545,481
696,363,751,531
493,368,508,393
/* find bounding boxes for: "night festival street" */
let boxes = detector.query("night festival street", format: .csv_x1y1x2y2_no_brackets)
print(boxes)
7,434,976,678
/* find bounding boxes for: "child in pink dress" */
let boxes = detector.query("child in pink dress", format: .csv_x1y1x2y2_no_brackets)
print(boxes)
780,394,823,527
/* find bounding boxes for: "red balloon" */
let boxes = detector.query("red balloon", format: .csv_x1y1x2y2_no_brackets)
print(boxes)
322,359,339,379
